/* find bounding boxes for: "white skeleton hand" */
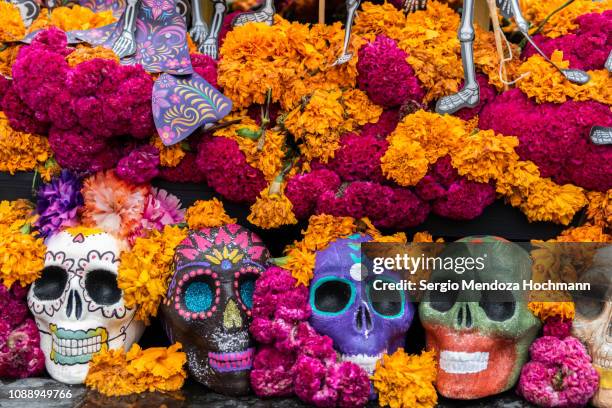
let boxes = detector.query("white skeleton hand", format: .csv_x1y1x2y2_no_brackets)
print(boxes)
402,0,426,14
112,30,137,58
189,22,208,45
199,38,219,60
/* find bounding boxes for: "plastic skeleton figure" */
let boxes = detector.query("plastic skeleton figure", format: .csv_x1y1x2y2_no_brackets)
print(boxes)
435,0,591,115
189,0,275,60
333,0,425,65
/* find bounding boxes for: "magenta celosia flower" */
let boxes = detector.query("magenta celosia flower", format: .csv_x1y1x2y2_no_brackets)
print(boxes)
543,316,572,339
357,35,424,107
0,285,45,378
286,169,341,219
327,132,388,182
479,89,612,191
159,153,206,183
116,145,161,184
361,109,400,139
316,181,430,229
518,335,599,407
196,136,267,203
6,29,155,173
190,54,219,88
249,266,370,407
522,11,611,71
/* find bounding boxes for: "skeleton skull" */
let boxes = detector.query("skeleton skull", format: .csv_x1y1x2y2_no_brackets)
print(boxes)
309,234,414,377
572,245,612,408
27,227,144,384
419,236,540,399
161,224,269,396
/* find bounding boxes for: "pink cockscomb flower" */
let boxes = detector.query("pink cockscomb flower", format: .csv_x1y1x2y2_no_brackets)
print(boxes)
0,285,45,378
133,188,185,241
518,335,599,407
357,35,424,108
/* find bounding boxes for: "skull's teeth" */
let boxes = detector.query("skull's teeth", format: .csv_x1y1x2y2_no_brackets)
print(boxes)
439,351,489,374
340,351,386,375
50,331,105,358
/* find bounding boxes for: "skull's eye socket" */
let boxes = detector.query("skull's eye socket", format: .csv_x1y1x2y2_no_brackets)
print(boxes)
367,278,405,318
238,275,257,309
311,277,355,315
429,280,458,313
184,279,214,312
33,266,68,300
85,269,122,305
479,290,515,321
575,284,607,319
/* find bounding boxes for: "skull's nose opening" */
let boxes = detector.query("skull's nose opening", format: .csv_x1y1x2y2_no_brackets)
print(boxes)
66,289,83,320
356,303,373,332
457,305,473,329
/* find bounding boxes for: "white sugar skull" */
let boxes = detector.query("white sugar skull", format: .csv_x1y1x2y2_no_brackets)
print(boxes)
27,227,144,384
573,245,612,408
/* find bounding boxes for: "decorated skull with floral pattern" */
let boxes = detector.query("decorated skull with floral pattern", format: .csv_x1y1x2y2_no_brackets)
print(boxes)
161,224,269,396
27,227,144,384
309,233,414,377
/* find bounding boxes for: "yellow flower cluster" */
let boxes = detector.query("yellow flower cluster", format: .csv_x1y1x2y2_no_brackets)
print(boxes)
517,52,612,105
284,88,381,163
151,137,186,168
29,5,115,33
185,198,236,230
382,111,469,186
218,17,360,110
66,45,120,67
283,214,399,285
0,44,20,77
528,300,575,321
85,343,187,396
0,200,44,288
248,184,298,229
555,225,611,243
0,112,52,176
0,2,25,43
118,225,188,324
517,0,611,38
586,190,611,229
372,348,438,408
214,115,286,181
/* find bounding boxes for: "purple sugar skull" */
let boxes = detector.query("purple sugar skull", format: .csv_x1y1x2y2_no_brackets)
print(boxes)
309,233,414,377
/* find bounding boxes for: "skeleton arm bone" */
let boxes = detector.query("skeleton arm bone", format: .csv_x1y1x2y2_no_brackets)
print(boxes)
190,0,209,44
112,0,139,58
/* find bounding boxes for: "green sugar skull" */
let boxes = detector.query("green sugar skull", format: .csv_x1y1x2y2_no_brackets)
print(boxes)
419,236,540,399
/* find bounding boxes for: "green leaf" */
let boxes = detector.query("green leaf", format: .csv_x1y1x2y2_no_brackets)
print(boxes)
20,223,31,235
237,128,262,140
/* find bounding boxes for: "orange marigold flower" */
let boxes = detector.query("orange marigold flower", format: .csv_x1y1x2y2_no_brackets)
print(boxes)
0,2,25,42
152,137,186,168
185,198,236,230
372,348,438,408
118,225,188,324
0,112,52,175
586,190,612,229
247,184,298,229
85,343,187,396
66,45,119,67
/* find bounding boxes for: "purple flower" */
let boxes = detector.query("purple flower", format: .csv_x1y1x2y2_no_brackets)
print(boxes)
34,170,84,238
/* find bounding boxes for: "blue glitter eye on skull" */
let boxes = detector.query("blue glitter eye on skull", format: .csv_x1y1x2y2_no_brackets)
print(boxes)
184,281,214,312
366,277,405,319
311,276,356,316
239,278,255,309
